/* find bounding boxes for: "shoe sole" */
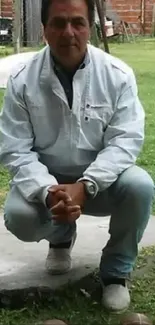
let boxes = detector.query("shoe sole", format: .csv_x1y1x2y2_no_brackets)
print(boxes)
47,265,72,276
102,304,129,315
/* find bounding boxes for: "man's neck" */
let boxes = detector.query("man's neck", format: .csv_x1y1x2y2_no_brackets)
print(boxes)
51,50,88,75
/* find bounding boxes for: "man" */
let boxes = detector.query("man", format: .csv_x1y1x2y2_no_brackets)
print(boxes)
0,0,154,313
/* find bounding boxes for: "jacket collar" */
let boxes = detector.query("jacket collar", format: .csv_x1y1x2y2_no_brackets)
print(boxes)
50,48,90,72
39,45,90,105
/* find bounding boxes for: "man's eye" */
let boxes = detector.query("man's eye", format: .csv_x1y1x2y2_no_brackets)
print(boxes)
49,18,87,29
72,19,86,27
50,19,66,29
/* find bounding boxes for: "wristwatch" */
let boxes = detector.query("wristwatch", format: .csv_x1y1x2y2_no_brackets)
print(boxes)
82,180,98,199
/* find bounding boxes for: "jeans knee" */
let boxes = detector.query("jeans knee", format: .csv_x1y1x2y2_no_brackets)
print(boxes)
4,206,39,242
117,166,154,202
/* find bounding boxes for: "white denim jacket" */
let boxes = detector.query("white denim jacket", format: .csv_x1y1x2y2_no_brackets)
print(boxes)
0,44,145,203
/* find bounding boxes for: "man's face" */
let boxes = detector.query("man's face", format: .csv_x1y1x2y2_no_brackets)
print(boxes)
44,0,91,70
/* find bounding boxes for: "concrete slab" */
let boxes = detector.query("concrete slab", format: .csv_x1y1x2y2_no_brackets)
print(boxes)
0,52,37,88
0,214,155,300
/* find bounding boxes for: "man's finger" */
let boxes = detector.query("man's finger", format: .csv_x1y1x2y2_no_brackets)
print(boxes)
52,210,81,222
66,205,81,214
51,200,65,214
52,215,66,222
69,211,81,222
51,203,80,215
48,185,66,193
52,190,72,204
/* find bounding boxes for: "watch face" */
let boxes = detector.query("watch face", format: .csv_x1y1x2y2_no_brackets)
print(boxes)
83,181,97,198
88,184,96,196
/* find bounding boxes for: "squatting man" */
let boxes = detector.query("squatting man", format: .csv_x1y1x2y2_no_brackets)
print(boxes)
0,0,154,313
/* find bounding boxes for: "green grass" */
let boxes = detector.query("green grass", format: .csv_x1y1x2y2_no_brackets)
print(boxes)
110,42,155,189
0,89,10,207
0,40,155,325
0,45,43,58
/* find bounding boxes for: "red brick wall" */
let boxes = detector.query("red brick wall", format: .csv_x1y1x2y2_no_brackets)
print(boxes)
1,0,13,18
110,0,155,34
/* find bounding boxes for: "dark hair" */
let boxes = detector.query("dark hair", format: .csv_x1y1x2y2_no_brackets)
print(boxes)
41,0,95,27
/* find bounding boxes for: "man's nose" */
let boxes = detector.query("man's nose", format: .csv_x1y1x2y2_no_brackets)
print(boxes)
63,22,74,37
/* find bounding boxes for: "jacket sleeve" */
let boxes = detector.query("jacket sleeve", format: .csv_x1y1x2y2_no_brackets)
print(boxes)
80,69,145,191
0,76,58,203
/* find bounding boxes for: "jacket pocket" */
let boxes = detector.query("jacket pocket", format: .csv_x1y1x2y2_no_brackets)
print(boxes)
77,104,111,151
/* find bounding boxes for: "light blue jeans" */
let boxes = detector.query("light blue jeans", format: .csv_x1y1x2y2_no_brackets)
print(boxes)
4,165,154,279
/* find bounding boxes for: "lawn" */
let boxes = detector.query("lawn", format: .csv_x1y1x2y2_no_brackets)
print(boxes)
0,89,10,208
0,41,155,324
110,41,155,211
0,45,43,58
110,41,155,172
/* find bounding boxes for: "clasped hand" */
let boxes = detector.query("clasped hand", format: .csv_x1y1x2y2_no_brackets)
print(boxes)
46,183,86,223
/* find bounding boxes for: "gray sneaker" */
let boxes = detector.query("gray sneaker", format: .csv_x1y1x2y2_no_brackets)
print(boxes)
102,283,130,313
45,232,77,275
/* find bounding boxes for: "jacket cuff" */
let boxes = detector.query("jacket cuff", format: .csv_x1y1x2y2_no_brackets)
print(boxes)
39,177,58,206
41,186,52,206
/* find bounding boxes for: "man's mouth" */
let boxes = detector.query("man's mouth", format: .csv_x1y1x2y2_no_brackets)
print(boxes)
60,44,76,48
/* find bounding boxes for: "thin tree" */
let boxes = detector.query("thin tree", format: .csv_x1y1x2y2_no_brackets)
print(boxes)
13,0,21,53
95,0,110,53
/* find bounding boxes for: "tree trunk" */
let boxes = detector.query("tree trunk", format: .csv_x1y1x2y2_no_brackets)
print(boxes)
13,0,21,53
91,24,100,47
95,0,110,53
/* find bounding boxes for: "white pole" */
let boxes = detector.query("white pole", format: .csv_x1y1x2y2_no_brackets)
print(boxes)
13,0,21,53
